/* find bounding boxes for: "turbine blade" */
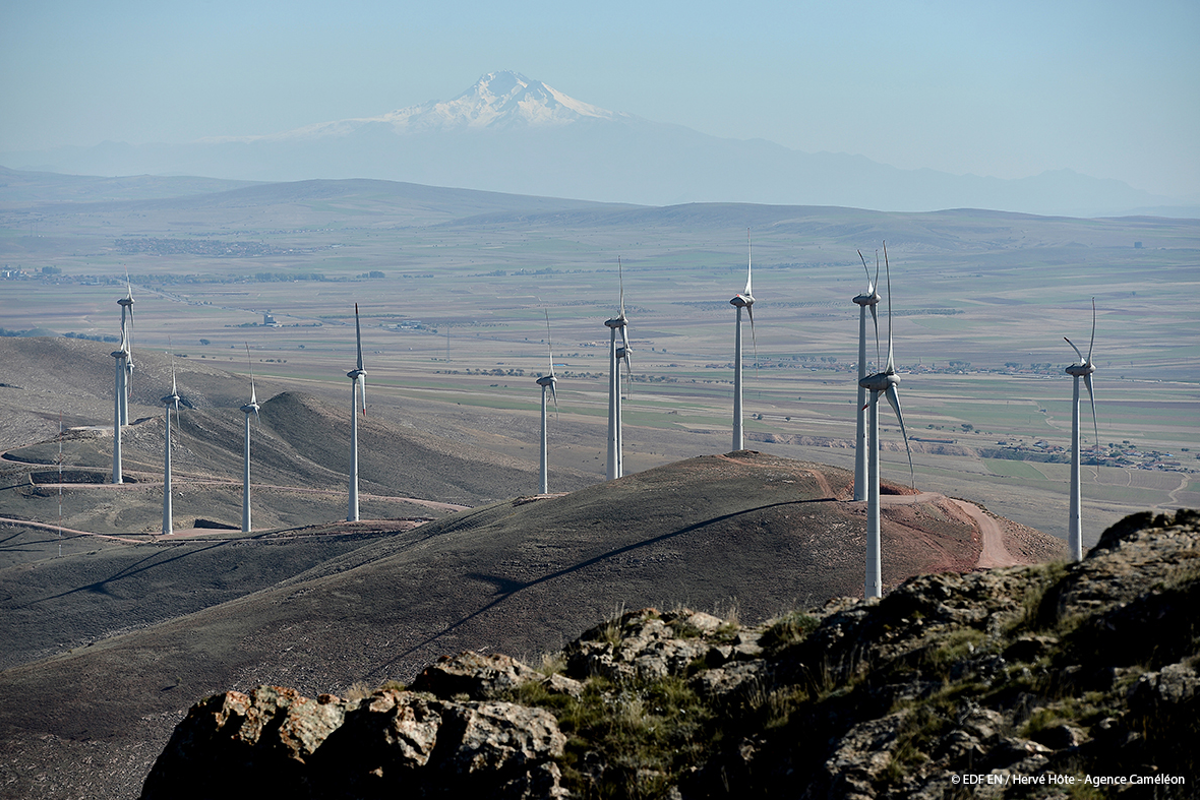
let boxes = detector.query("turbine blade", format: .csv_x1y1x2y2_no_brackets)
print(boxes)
870,302,880,368
1084,372,1098,458
550,381,559,419
884,242,894,373
747,303,759,376
544,309,555,375
358,376,367,415
1087,297,1096,364
125,266,135,325
354,302,364,371
245,342,257,404
873,249,880,297
1064,336,1084,364
618,257,625,319
858,249,870,290
745,228,753,297
885,385,916,488
169,337,177,396
620,326,632,395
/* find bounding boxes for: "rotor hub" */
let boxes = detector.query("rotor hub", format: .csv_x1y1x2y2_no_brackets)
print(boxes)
853,292,880,306
1065,363,1096,377
859,371,900,392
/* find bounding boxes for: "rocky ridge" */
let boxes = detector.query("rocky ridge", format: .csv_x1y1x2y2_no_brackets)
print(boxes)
142,509,1198,799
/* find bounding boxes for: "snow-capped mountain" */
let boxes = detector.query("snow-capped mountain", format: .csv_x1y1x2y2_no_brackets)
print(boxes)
384,71,625,131
0,71,1174,216
219,71,626,143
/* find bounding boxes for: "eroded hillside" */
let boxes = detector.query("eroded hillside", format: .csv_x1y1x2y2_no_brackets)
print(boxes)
143,509,1198,799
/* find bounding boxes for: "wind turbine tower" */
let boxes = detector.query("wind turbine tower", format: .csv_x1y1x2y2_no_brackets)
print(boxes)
1064,300,1098,561
240,344,260,533
117,276,135,426
853,250,881,501
857,246,914,599
110,326,129,484
604,259,631,480
536,311,558,494
161,360,181,535
730,230,757,452
347,304,367,522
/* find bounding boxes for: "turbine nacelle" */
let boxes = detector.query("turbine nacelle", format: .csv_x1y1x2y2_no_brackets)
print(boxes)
729,293,754,308
859,370,900,393
604,316,627,329
536,374,557,388
852,290,880,307
1064,362,1096,378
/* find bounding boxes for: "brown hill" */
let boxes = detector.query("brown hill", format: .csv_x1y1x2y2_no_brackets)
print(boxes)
0,450,1062,799
1,339,601,536
139,510,1198,800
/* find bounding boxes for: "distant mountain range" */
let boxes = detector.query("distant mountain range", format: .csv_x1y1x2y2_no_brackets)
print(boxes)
3,71,1195,218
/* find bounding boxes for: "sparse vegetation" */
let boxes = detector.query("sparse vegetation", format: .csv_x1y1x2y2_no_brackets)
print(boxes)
759,610,819,653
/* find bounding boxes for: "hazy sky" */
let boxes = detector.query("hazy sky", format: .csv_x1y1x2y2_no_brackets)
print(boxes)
2,0,1197,199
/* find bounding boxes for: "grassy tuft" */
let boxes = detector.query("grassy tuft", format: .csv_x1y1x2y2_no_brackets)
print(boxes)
759,611,819,653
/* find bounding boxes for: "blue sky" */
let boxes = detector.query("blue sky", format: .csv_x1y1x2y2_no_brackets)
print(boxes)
2,0,1197,198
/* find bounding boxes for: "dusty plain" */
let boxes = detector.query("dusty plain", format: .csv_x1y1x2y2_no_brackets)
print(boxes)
3,173,1197,543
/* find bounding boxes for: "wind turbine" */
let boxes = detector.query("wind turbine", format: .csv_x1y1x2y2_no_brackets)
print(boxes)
853,249,882,501
1064,299,1099,561
110,323,129,485
604,259,631,480
347,304,367,522
536,311,558,494
730,230,757,452
857,246,914,599
118,271,135,426
240,343,260,533
161,350,182,535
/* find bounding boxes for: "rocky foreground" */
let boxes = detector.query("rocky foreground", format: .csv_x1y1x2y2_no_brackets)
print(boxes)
142,509,1198,799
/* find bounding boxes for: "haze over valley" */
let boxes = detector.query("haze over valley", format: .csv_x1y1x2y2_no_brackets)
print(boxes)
4,71,1194,218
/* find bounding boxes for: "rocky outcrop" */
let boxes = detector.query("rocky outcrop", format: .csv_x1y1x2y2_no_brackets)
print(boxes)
143,509,1199,799
140,684,568,799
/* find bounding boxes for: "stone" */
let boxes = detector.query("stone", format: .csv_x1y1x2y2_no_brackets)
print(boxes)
411,651,542,700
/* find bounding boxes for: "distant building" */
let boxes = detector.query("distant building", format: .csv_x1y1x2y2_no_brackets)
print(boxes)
263,312,278,326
